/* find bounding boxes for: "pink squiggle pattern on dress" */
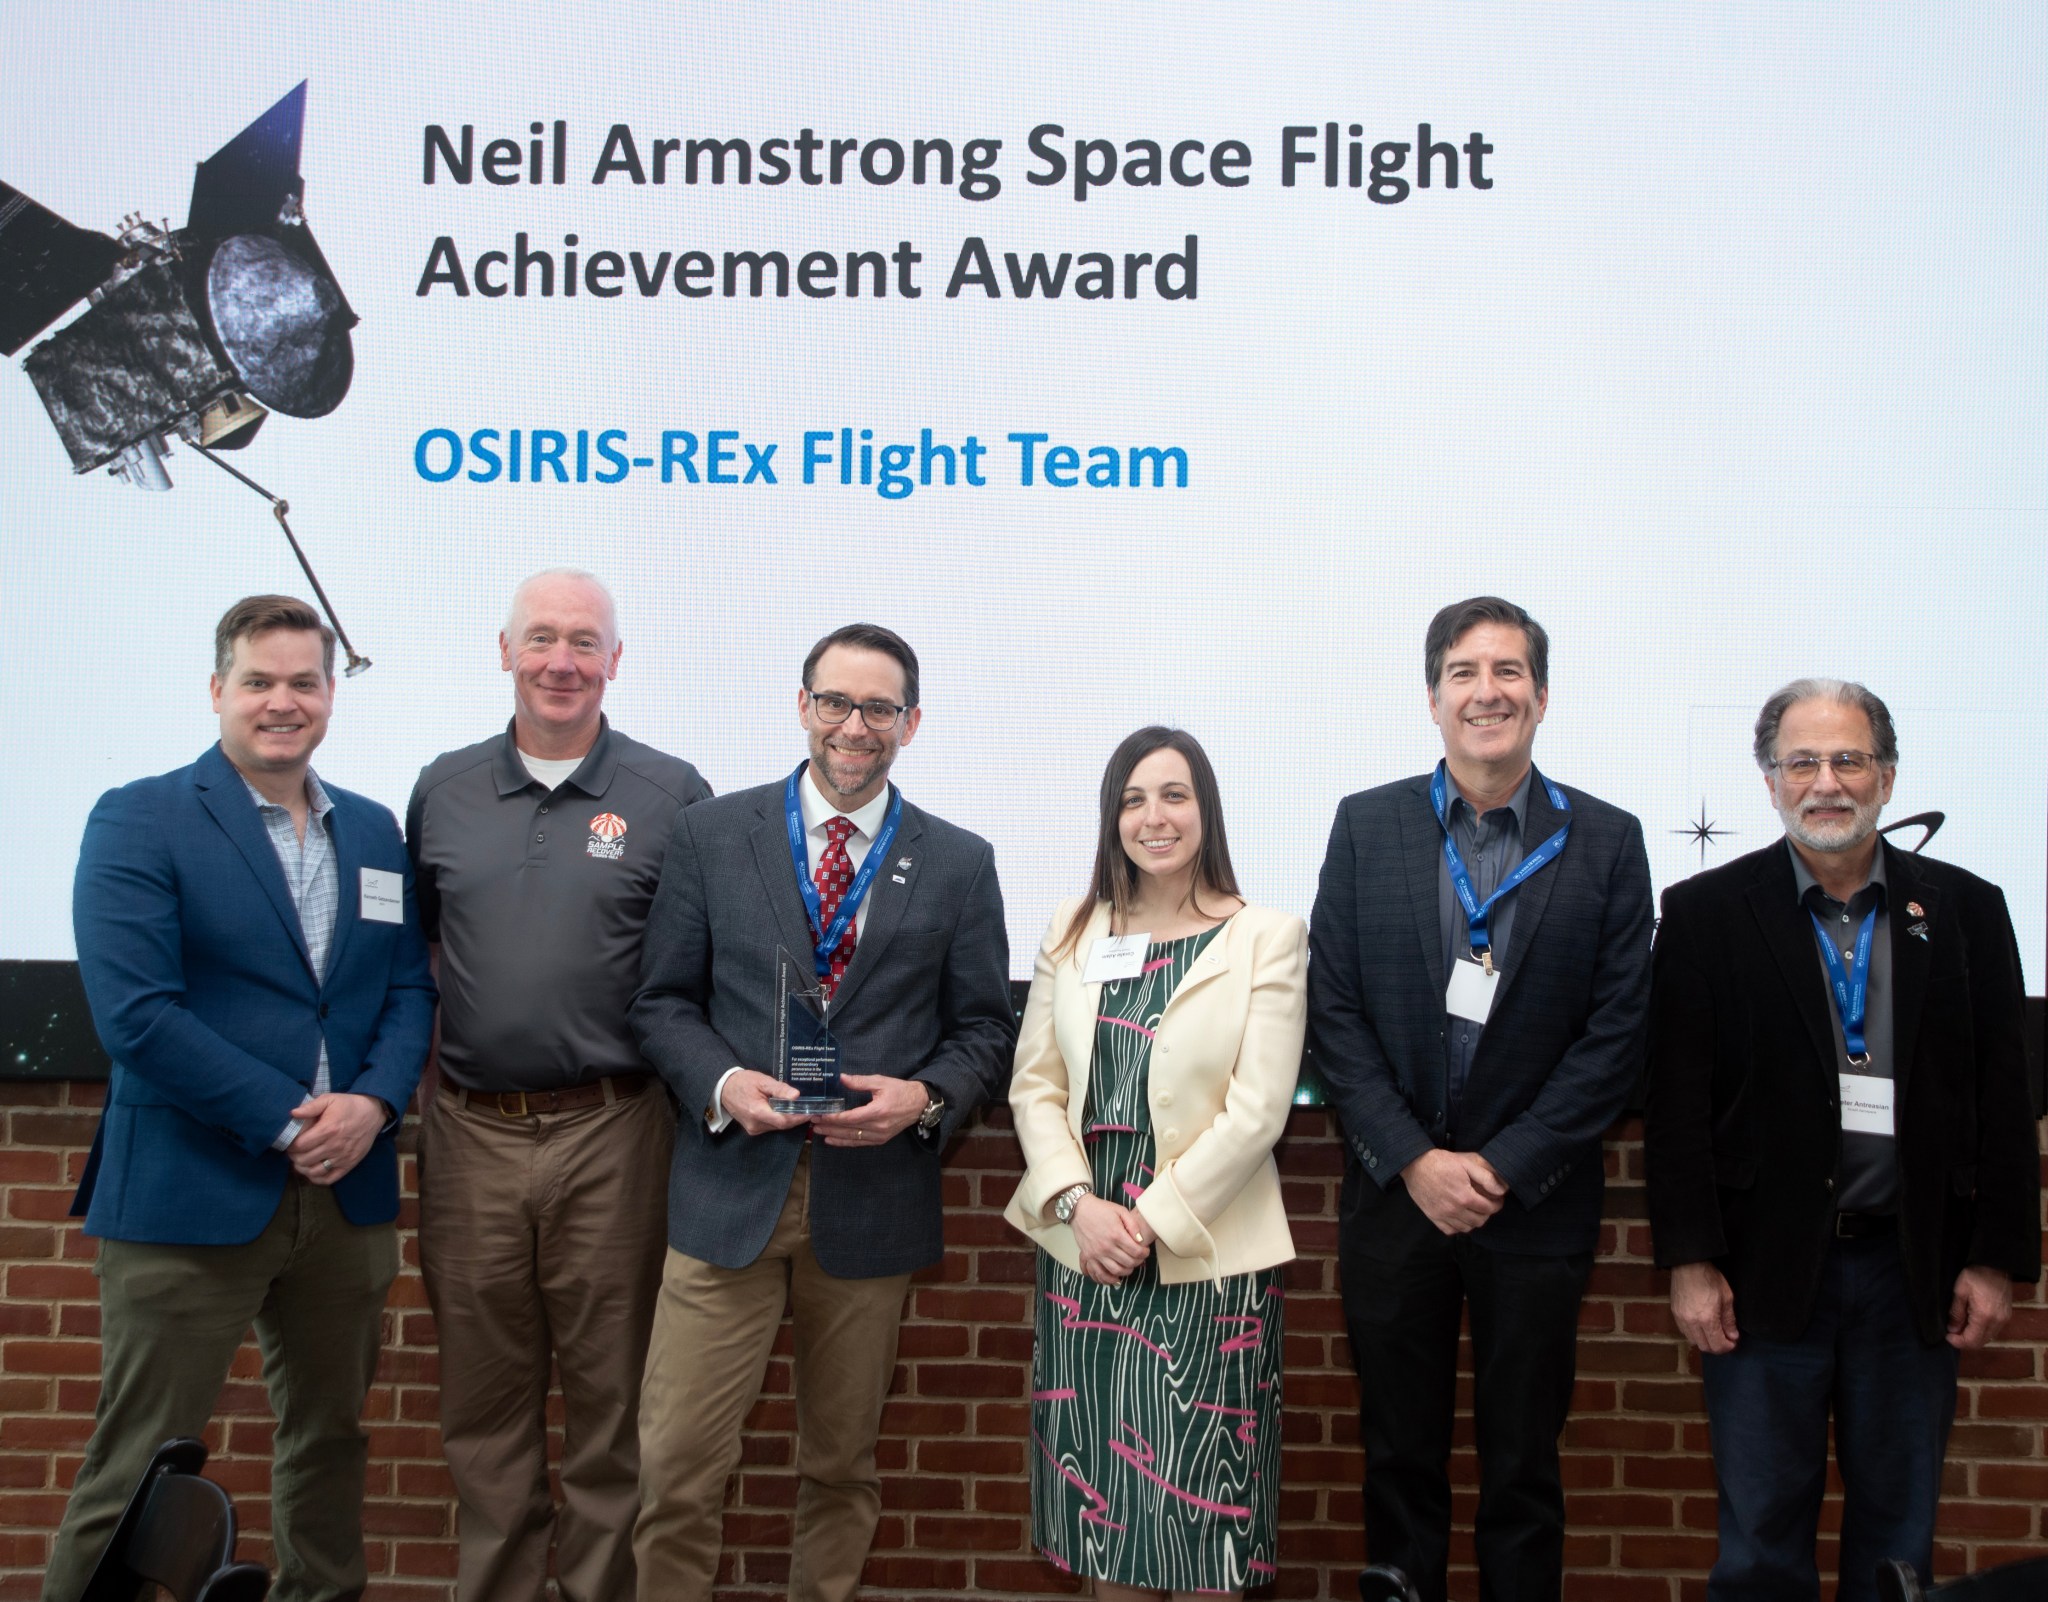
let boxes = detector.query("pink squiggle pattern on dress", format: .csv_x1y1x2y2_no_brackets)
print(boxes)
1107,1423,1252,1517
1214,1314,1264,1354
1142,956,1175,972
1097,1014,1156,1040
1084,1123,1139,1140
1032,1428,1126,1531
1193,1401,1259,1445
1249,1560,1278,1579
1033,1388,1077,1401
1043,1292,1172,1361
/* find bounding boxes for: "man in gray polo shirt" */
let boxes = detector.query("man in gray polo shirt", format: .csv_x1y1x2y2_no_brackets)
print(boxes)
407,569,711,1602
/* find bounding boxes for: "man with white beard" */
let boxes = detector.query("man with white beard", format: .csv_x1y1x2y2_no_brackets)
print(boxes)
1643,678,2039,1602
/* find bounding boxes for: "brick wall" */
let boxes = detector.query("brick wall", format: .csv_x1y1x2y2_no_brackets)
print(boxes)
2,1083,2044,1601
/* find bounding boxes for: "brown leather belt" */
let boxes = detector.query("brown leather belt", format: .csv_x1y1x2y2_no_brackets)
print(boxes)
442,1067,650,1118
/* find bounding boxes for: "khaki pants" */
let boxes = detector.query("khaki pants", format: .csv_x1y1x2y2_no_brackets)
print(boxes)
418,1079,674,1602
41,1180,398,1602
635,1147,912,1602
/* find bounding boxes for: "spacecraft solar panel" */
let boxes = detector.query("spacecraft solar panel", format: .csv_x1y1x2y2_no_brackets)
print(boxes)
187,79,307,238
0,183,121,357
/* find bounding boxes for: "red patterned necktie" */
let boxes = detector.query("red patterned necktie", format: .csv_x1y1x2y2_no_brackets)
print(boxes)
813,815,860,997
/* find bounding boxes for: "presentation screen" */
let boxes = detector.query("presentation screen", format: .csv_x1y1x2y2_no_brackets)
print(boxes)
2,4,2041,1002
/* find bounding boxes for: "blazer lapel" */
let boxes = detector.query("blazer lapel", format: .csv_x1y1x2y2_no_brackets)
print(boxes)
1491,768,1565,1007
1884,842,1936,1110
1402,777,1447,1001
194,749,312,976
1156,909,1235,1019
827,794,923,1015
1745,844,1840,1078
749,793,829,984
1056,901,1112,1126
321,794,361,985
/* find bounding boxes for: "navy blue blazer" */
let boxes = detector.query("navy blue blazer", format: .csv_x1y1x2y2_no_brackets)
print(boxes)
1308,768,1654,1255
71,743,436,1245
630,778,1015,1278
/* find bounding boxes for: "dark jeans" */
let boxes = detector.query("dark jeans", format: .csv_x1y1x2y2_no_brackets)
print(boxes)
1701,1236,1958,1602
1340,1178,1592,1602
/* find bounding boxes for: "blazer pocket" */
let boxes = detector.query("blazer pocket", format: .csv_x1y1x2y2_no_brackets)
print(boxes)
1713,1150,1756,1190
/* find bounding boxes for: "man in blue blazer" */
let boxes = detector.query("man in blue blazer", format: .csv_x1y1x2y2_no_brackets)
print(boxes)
1309,597,1653,1602
42,596,435,1602
629,623,1014,1602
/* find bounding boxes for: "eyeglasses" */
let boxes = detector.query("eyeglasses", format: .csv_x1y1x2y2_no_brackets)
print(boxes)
1770,750,1882,783
807,691,910,731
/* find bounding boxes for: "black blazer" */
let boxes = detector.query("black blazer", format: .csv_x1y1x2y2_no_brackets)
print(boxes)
1308,769,1654,1255
1643,839,2040,1345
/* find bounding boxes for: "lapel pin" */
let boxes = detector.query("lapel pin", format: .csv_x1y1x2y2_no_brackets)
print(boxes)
896,857,913,871
1906,901,1924,918
891,874,906,884
1908,921,1929,942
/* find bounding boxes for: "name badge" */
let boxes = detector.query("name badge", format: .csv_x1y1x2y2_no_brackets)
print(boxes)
1084,933,1150,984
1839,1072,1895,1138
1445,956,1499,1024
359,867,404,924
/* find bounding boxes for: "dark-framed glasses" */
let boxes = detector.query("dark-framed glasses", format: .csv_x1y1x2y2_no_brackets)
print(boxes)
1771,750,1880,783
808,691,909,731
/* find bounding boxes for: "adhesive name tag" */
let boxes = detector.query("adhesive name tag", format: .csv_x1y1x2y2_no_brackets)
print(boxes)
1839,1072,1895,1138
359,867,404,924
1084,933,1151,984
1445,956,1499,1024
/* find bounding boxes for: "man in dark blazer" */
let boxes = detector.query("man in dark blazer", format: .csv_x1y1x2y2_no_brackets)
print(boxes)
1644,679,2038,1601
1309,596,1654,1602
628,622,1014,1602
43,596,434,1602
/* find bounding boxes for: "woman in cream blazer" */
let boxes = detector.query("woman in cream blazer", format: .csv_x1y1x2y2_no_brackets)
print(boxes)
1006,726,1305,1601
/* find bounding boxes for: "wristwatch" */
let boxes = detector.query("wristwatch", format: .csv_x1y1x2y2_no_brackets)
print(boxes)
916,1083,947,1136
1053,1182,1092,1223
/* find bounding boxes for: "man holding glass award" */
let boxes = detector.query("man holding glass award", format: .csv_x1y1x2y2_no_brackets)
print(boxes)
629,622,1015,1602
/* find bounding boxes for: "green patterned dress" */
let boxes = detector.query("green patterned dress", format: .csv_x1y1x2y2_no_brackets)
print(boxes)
1031,925,1284,1592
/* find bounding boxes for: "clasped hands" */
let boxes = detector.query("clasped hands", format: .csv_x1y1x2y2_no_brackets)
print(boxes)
717,1068,928,1146
286,1092,386,1185
1070,1193,1154,1285
1402,1147,1507,1235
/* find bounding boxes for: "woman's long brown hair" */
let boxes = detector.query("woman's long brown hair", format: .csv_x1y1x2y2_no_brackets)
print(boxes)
1052,726,1241,962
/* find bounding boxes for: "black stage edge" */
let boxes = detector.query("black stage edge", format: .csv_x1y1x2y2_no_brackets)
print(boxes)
1,962,2038,1118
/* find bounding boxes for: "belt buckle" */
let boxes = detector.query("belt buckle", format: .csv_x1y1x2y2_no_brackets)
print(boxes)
496,1090,529,1118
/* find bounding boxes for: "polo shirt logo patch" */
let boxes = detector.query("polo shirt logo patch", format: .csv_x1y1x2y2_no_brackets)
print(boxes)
587,812,627,860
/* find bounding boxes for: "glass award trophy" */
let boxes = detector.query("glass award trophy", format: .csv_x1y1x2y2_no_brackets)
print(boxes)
775,944,846,1113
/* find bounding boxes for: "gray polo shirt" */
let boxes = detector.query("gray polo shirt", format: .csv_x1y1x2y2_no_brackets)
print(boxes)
407,717,712,1091
1787,841,1897,1213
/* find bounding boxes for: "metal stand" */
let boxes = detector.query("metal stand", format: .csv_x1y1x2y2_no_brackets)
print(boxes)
187,440,371,675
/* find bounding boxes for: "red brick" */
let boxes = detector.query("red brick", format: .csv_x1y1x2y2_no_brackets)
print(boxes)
916,1438,1022,1476
913,1514,1027,1550
7,1113,101,1148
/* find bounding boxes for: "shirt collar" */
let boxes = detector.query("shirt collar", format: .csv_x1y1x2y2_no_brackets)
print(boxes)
493,714,617,797
1447,765,1533,834
240,768,333,821
799,762,892,841
1786,837,1888,905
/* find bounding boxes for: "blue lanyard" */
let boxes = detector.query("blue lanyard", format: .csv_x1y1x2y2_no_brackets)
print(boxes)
1430,761,1571,968
1808,901,1878,1066
784,764,903,982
